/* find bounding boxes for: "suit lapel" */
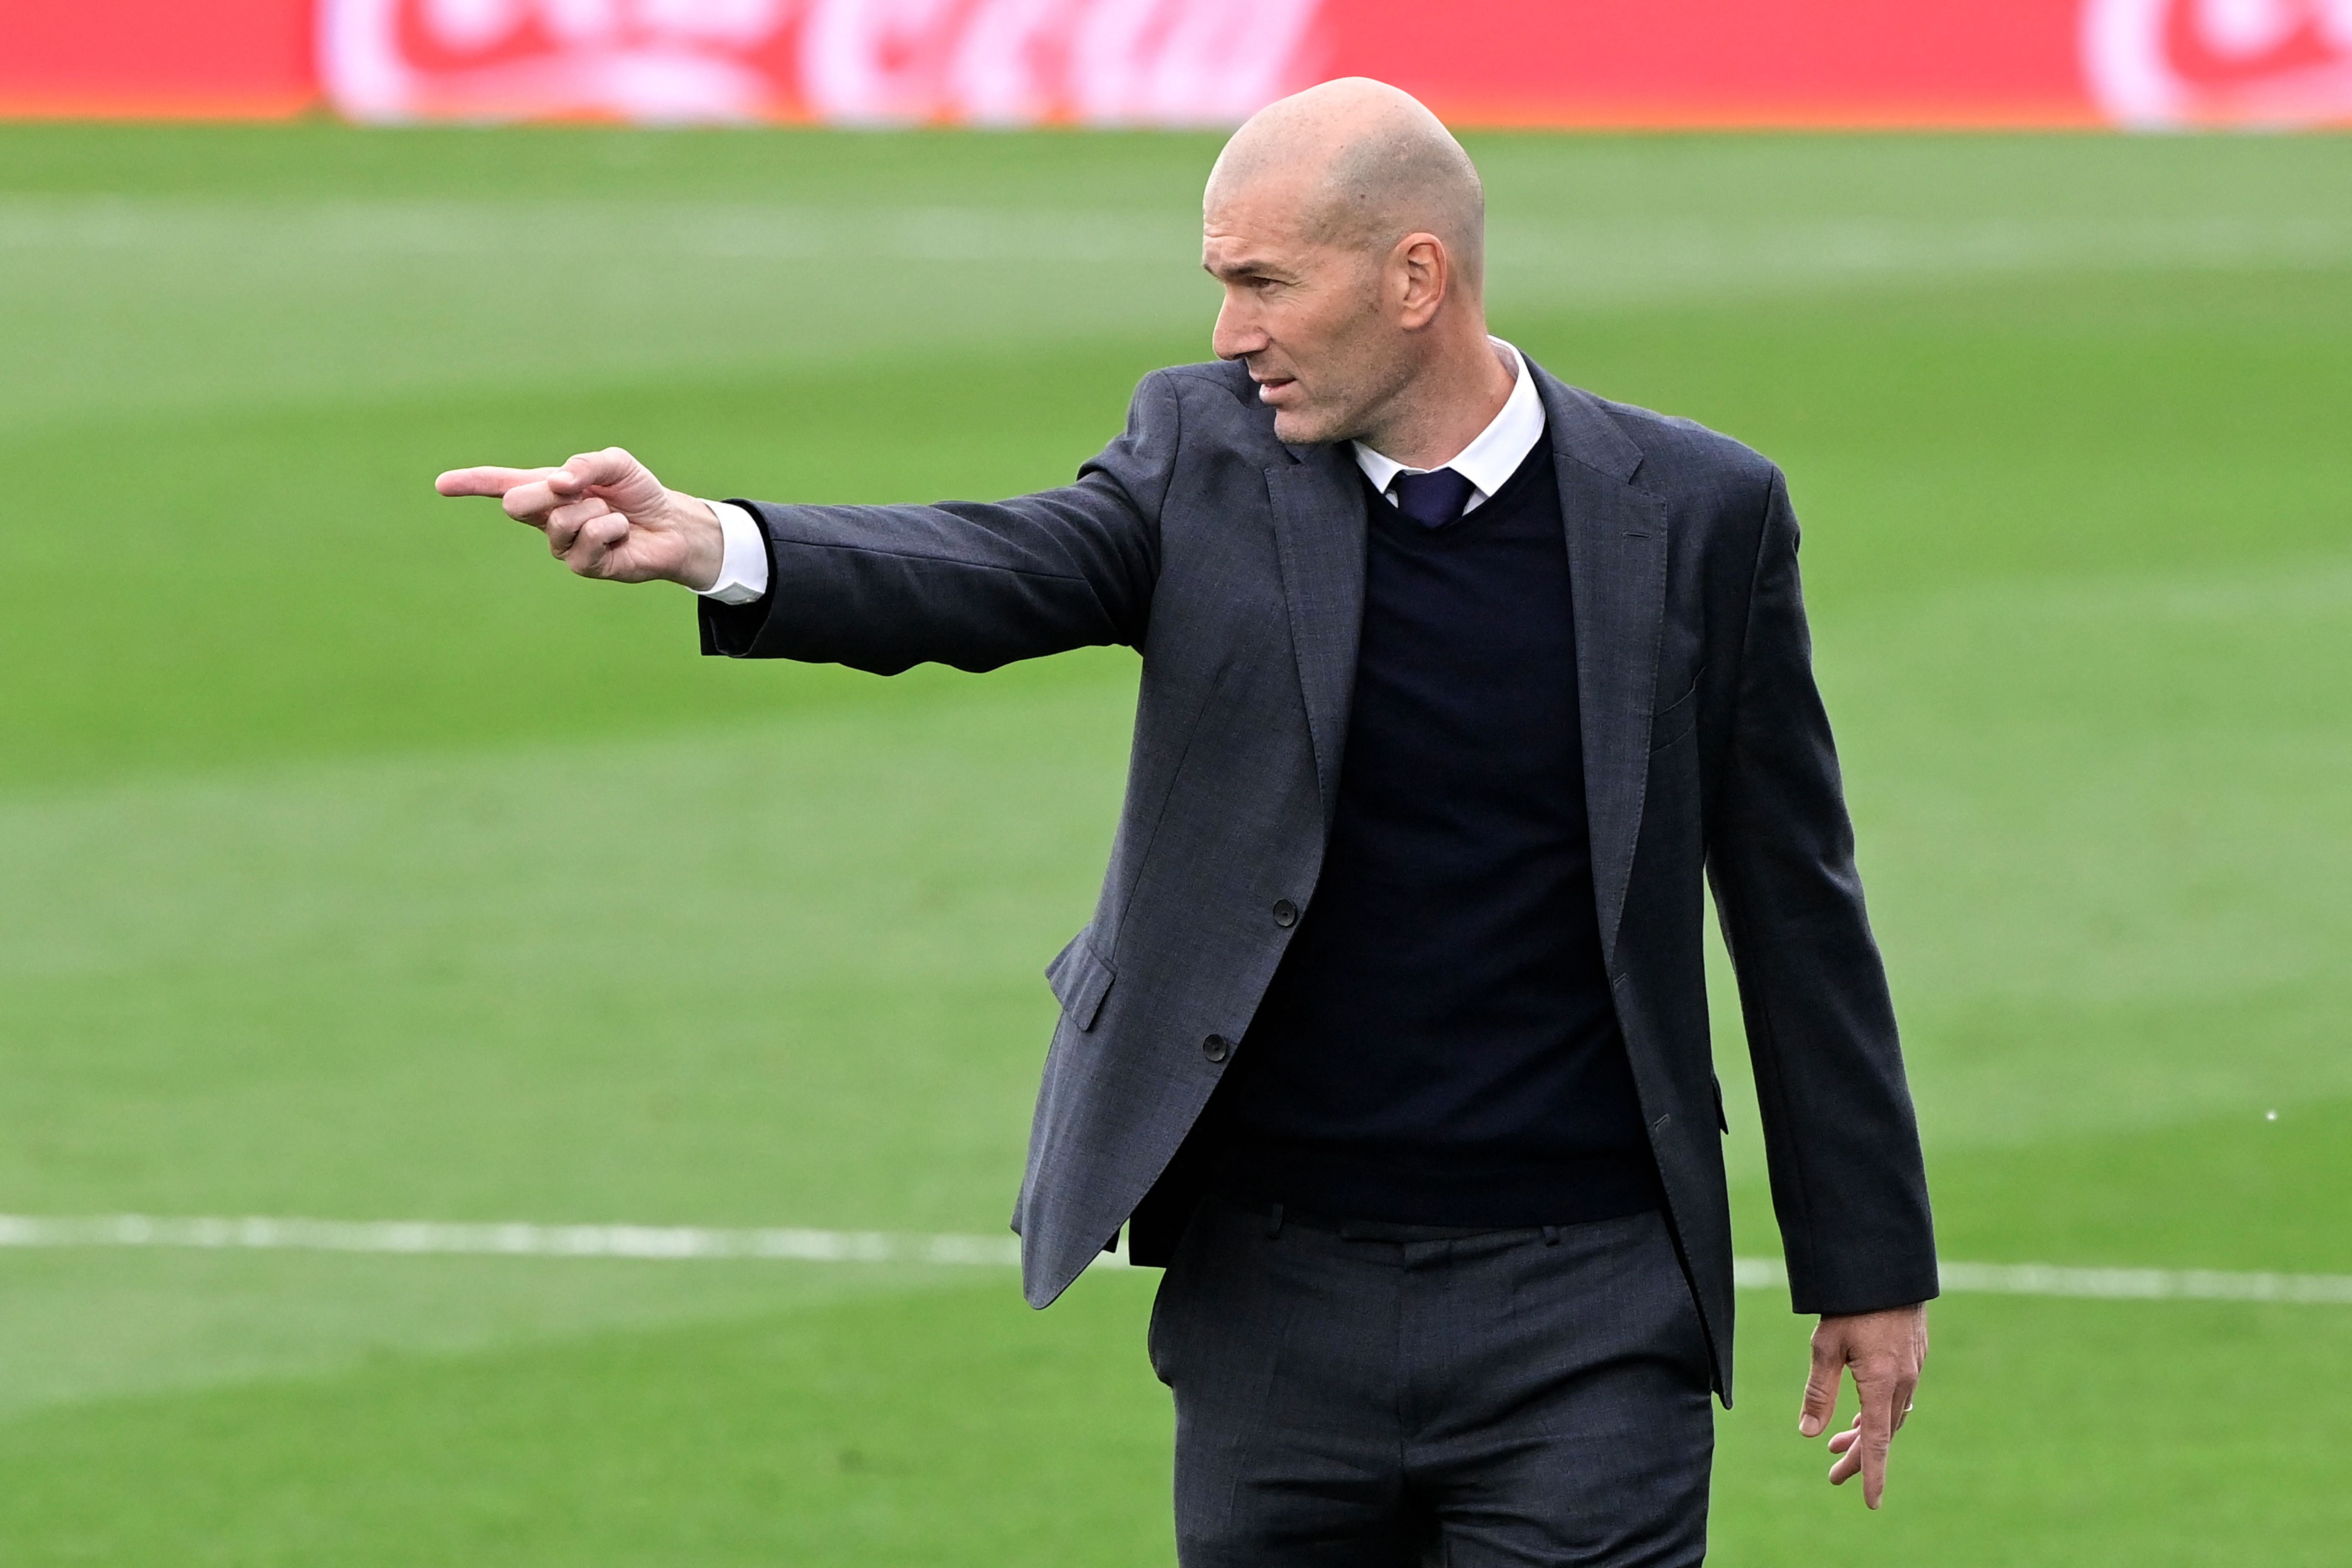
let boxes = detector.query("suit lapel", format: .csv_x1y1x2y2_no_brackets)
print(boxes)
1266,445,1369,819
1537,368,1669,962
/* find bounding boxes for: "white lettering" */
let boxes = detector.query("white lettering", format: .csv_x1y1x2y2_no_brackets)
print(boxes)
422,0,522,50
946,0,1080,125
632,0,795,47
1070,0,1318,126
328,0,1323,127
2195,0,2303,57
2083,0,2352,125
539,0,623,45
803,0,960,124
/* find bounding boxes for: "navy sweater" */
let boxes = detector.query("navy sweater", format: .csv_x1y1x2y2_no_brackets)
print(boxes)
1201,436,1660,1226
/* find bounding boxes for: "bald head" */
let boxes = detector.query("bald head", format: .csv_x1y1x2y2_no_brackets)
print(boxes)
1201,79,1511,456
1207,78,1485,293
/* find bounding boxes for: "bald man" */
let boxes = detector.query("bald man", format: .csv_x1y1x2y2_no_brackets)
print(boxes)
441,79,1936,1566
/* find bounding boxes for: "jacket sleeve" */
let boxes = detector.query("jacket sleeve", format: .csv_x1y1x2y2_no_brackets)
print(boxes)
1705,467,1938,1317
697,370,1178,673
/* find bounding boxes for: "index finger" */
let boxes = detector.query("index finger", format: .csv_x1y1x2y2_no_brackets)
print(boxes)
436,466,561,498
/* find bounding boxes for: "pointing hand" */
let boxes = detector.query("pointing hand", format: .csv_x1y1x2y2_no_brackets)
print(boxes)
436,446,724,591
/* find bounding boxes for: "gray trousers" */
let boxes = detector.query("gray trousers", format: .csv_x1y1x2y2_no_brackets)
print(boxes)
1148,1196,1715,1567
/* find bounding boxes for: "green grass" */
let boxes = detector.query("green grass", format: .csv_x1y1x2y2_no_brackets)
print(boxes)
1,123,2347,1563
2,1272,2347,1565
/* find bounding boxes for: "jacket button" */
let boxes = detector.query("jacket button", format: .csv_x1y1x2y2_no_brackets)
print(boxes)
1271,899,1298,928
1202,1034,1231,1063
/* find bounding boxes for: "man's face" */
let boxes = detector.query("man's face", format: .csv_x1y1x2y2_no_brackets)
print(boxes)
1203,177,1407,446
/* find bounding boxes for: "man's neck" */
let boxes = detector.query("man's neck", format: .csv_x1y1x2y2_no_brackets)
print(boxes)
1358,331,1516,471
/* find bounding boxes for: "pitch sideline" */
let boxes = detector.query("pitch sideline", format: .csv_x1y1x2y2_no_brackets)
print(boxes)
0,1214,2346,1306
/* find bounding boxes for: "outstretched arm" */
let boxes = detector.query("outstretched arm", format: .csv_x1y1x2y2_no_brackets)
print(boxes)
437,371,1175,675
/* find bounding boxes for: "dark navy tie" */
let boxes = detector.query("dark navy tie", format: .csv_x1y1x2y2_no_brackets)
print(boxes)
1389,466,1476,530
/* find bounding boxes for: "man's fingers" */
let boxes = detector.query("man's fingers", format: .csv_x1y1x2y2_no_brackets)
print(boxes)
560,511,632,577
544,497,606,555
547,498,618,560
436,466,561,498
549,497,615,535
1828,1413,1866,1484
436,444,677,584
558,525,607,575
1854,1376,1898,1509
1805,1305,1925,1507
439,448,660,536
505,478,576,524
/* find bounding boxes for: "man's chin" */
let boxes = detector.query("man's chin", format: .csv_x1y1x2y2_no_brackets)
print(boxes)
1269,406,1344,446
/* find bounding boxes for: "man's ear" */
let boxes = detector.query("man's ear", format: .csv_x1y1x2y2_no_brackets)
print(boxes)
1395,234,1448,328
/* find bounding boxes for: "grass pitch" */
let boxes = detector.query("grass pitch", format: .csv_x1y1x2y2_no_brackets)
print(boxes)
0,124,2347,1564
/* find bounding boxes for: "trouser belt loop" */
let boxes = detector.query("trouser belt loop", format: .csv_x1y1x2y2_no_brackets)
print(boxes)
1541,1225,1560,1246
1266,1203,1285,1239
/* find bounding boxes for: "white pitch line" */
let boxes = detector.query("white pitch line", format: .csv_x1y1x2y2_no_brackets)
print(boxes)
0,1214,1022,1268
1,1215,2347,1305
1734,1253,2352,1304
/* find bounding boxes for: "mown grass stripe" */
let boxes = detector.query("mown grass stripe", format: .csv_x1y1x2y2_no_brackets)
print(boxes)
2,1215,2345,1303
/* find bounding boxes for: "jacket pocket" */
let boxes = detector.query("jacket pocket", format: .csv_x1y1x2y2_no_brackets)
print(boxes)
1044,931,1116,1032
1650,662,1707,752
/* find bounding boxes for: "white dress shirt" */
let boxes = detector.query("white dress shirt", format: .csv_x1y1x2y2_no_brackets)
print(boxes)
1349,338,1545,515
693,337,1544,607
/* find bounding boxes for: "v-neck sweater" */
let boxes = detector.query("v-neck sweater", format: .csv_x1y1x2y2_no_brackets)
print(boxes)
1200,434,1661,1227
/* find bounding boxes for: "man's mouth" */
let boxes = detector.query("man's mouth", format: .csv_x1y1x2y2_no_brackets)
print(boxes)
1253,375,1297,403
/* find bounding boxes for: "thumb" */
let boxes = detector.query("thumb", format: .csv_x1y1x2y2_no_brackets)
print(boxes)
547,447,669,518
555,446,646,495
1798,1330,1845,1438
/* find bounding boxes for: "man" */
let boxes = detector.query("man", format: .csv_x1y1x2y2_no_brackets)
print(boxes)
440,78,1933,1565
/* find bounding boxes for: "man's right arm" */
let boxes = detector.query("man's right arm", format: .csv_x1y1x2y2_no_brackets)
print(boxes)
438,370,1180,674
695,465,1163,674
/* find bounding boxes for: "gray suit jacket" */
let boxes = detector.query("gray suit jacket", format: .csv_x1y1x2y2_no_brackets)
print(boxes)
702,355,1937,1401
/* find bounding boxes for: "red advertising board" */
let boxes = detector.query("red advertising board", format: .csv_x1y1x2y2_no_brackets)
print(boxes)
4,0,2352,128
0,0,314,118
1329,0,2093,127
318,0,1324,125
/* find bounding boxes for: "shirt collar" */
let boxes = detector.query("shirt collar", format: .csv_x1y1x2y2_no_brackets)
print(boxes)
1350,338,1546,512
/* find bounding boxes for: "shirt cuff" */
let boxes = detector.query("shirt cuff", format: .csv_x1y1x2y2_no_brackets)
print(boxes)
697,498,769,604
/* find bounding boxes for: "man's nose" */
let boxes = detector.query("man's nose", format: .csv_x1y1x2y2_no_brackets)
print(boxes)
1211,296,1263,362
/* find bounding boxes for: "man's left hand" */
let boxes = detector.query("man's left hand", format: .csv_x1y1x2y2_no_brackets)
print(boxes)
1798,1301,1928,1509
